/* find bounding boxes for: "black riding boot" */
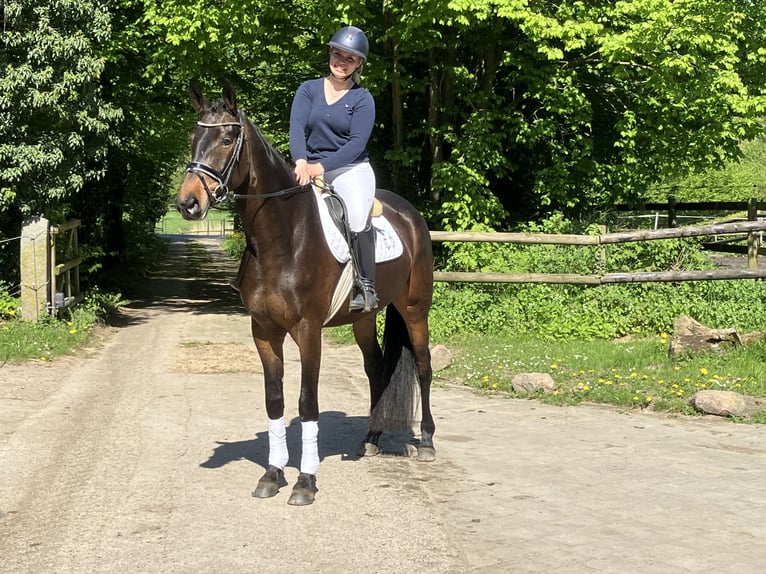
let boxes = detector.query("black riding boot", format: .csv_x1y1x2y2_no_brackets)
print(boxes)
349,226,378,312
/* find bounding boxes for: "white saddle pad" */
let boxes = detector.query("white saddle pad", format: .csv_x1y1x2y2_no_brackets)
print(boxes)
313,188,403,263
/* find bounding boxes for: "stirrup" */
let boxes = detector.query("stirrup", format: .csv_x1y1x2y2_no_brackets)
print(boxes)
349,286,378,313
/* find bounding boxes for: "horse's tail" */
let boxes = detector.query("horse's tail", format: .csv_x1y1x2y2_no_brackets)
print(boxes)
368,304,417,433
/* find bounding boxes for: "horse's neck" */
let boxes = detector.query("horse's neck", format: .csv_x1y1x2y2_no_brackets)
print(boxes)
240,142,321,261
241,191,324,274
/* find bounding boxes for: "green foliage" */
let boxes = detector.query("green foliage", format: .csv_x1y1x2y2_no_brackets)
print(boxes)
647,136,766,203
73,287,129,319
111,0,766,231
375,0,766,226
0,0,121,216
222,231,246,259
0,282,19,320
429,212,766,342
0,315,89,363
0,286,127,362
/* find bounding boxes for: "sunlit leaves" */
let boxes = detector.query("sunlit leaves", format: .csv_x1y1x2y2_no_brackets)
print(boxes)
0,0,121,215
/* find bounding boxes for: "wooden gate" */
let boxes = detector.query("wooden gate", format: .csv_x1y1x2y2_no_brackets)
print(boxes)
20,217,83,321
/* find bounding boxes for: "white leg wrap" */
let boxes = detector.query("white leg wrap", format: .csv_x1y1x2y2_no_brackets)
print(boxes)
300,420,320,475
267,417,289,469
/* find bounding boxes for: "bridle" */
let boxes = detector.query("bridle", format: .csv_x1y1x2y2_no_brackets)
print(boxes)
186,112,246,205
186,110,327,203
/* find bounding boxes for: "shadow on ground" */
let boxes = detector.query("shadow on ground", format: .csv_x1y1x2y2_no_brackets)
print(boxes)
108,236,246,328
199,411,418,472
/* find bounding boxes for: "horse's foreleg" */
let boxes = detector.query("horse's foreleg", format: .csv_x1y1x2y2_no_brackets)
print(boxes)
286,322,323,506
251,329,288,499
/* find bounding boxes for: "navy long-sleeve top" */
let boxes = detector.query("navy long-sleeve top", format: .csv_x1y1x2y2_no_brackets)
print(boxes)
289,78,375,173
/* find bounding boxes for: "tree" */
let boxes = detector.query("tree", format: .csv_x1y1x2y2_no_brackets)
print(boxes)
0,0,120,282
372,0,766,228
0,0,120,216
4,0,765,290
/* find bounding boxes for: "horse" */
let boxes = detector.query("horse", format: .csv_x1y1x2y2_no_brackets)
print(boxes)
175,80,435,505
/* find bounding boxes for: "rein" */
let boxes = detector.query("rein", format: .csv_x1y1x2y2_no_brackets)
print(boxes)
230,184,309,201
230,176,335,200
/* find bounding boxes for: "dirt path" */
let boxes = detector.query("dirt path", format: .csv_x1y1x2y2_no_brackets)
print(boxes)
2,237,765,573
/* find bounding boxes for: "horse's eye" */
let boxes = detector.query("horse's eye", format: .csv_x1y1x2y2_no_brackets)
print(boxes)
222,137,233,146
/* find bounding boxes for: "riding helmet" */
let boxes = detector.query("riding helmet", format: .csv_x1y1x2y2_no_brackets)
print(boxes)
328,26,369,60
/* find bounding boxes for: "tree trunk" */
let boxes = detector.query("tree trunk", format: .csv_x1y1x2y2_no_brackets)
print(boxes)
428,47,443,204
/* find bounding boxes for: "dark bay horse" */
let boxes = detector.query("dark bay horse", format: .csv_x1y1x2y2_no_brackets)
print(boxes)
175,81,435,505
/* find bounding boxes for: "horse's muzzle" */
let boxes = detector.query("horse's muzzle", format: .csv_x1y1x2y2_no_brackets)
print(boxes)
176,191,208,220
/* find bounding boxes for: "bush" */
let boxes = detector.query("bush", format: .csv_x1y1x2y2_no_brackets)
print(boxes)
0,282,18,320
428,214,766,343
222,231,246,258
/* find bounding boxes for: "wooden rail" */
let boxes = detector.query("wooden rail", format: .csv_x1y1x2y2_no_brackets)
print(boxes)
431,219,766,285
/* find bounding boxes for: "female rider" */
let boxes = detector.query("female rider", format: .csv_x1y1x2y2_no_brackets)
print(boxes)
289,25,377,312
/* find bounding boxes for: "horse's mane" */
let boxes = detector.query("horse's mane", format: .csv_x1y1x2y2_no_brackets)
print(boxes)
248,120,295,182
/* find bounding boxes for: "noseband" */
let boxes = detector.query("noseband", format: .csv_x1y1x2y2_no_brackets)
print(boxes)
186,112,245,204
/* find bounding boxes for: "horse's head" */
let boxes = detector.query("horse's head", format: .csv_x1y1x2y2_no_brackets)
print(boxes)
176,80,247,220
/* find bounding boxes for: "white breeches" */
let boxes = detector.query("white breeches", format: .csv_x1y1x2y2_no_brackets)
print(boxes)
324,161,376,232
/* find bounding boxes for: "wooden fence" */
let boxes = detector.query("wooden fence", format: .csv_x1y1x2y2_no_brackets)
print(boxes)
430,219,766,285
155,213,233,236
19,217,83,321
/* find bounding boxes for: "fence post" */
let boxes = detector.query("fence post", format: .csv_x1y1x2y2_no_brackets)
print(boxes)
20,216,50,321
747,197,758,270
667,196,677,227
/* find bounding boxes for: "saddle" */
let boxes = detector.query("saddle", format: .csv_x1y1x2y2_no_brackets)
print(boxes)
323,191,382,237
312,184,402,323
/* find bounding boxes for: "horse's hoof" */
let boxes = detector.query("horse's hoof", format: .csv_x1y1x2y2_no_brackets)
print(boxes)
287,473,317,506
252,465,284,498
416,446,436,462
359,441,380,457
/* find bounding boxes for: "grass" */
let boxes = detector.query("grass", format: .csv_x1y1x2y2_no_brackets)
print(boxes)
0,315,94,363
0,289,127,363
156,206,235,236
437,333,766,421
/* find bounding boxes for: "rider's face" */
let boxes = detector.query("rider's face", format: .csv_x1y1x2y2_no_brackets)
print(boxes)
329,49,362,78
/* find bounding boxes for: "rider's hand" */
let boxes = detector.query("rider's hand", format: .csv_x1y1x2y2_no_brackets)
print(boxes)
307,163,325,180
294,159,311,186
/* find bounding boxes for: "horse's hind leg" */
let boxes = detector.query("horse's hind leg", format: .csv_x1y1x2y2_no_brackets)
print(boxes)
407,313,436,462
353,314,384,456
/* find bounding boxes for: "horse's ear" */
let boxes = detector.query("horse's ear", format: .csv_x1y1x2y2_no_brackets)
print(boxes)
222,79,238,114
189,80,209,114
